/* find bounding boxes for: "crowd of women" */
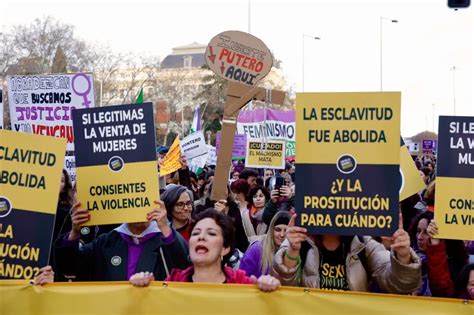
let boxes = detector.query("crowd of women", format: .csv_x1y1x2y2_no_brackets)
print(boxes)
35,154,473,300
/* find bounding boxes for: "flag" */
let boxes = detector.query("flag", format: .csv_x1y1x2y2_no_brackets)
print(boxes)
190,104,201,134
135,88,144,104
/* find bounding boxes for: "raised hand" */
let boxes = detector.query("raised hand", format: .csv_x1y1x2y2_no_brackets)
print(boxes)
147,200,171,237
33,265,54,286
427,220,440,245
391,213,411,265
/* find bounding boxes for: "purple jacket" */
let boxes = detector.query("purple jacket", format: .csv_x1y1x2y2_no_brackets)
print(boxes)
240,240,270,278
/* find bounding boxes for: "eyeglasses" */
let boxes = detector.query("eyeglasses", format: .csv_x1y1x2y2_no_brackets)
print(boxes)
175,201,193,210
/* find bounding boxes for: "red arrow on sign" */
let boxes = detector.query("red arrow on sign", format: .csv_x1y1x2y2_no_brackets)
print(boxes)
220,62,225,74
208,46,216,64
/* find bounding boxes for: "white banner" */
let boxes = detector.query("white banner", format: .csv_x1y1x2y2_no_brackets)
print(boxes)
237,109,295,142
64,155,77,186
206,145,217,166
180,131,208,161
7,73,95,151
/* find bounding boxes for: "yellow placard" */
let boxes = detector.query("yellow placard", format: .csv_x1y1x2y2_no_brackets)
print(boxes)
297,92,400,165
0,281,470,315
0,129,66,214
77,160,159,226
160,136,182,176
245,139,285,169
435,177,474,240
399,144,426,201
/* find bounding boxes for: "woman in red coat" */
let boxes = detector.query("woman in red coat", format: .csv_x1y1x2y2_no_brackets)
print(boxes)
130,208,280,291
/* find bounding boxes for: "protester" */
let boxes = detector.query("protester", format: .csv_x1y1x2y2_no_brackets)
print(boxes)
239,169,258,189
262,178,295,226
240,211,290,277
130,208,280,292
54,200,190,281
272,214,422,293
161,184,194,241
241,186,270,242
230,179,250,214
194,182,249,253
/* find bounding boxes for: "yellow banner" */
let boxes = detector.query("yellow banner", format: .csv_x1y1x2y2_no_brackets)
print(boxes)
399,144,425,201
297,92,400,165
160,136,182,176
245,139,285,169
0,281,470,315
77,161,160,226
0,129,66,215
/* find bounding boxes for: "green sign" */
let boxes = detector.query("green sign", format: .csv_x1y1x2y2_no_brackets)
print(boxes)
286,141,295,158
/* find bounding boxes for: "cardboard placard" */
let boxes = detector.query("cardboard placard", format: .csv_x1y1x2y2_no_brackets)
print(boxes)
205,31,272,86
216,132,247,160
180,131,207,161
160,136,182,176
0,129,66,279
7,73,95,151
237,109,295,142
296,92,401,236
435,116,473,240
245,139,286,169
399,138,426,201
72,103,159,226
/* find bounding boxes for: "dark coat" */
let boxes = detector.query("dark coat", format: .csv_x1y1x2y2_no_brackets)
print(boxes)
55,229,190,281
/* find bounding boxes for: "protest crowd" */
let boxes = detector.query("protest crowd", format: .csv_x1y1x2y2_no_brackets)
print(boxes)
25,153,472,299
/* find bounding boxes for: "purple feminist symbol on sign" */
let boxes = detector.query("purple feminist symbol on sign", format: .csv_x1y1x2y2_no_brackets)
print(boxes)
72,74,92,108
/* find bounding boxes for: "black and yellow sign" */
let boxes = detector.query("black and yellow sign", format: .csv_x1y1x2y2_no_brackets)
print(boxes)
0,129,66,279
399,137,426,201
245,139,285,169
296,92,400,236
72,103,159,226
435,116,473,240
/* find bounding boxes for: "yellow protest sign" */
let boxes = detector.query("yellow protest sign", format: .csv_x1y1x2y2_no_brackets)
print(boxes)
399,138,426,201
72,103,159,226
245,139,286,169
296,92,400,236
160,136,182,176
0,281,470,315
0,129,66,279
435,116,474,240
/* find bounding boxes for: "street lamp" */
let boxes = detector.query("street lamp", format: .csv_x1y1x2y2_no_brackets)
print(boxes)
450,66,456,115
302,34,320,92
380,17,398,91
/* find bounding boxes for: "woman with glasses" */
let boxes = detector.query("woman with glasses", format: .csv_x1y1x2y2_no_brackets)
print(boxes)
161,184,194,242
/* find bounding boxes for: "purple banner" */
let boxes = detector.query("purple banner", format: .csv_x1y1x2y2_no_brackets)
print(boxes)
216,132,246,159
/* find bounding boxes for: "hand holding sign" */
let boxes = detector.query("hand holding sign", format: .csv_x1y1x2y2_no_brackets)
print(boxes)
390,213,411,265
427,220,440,246
285,214,307,255
69,202,90,241
33,265,55,286
147,200,171,237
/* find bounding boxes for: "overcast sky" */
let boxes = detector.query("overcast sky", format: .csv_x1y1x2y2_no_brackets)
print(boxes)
1,0,472,137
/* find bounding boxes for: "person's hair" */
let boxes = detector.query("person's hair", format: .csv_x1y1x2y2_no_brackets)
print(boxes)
256,177,264,187
423,181,436,206
421,167,431,177
230,179,250,195
58,169,74,208
239,168,258,180
415,160,422,170
281,173,293,185
454,263,474,293
160,184,194,220
247,186,270,208
260,211,290,273
408,211,434,248
190,208,236,267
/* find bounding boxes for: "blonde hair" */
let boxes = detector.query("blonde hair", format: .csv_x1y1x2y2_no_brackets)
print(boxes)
260,211,290,274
